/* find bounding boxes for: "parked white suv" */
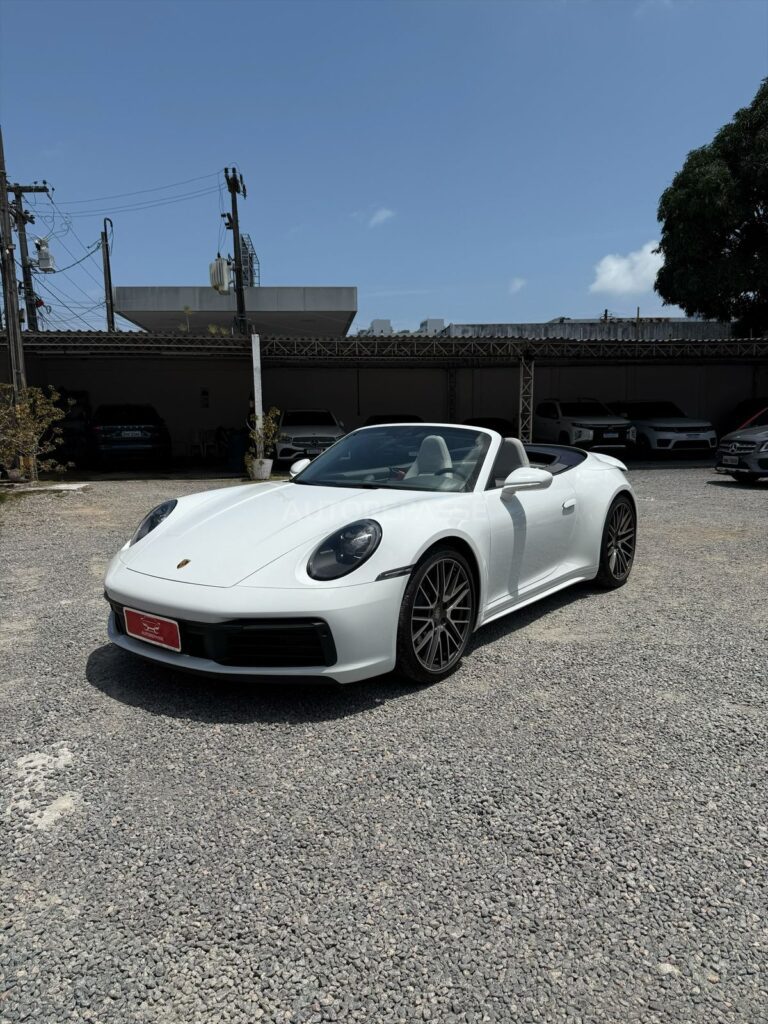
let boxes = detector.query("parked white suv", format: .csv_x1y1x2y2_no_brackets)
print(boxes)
534,399,635,449
276,409,345,463
609,400,717,454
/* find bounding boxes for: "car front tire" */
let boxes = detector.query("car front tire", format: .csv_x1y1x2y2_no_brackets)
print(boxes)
396,548,476,685
594,494,637,589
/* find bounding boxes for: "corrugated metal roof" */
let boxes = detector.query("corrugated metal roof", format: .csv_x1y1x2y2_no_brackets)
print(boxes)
2,330,766,365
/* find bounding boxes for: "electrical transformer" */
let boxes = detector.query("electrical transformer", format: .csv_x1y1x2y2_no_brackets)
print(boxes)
34,238,55,273
209,256,231,294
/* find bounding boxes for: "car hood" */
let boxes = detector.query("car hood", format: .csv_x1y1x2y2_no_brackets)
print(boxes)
566,416,627,427
631,417,713,430
120,482,434,588
721,425,768,443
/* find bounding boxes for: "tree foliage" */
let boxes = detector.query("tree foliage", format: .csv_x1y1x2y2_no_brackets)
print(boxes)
656,78,768,332
246,406,281,460
0,384,68,479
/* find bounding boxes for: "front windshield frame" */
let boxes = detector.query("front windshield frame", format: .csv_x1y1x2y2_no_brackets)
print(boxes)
292,424,493,493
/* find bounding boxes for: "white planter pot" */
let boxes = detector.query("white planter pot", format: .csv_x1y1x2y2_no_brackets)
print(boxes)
248,457,273,481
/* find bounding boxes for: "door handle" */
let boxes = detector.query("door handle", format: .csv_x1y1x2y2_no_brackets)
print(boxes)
562,498,576,511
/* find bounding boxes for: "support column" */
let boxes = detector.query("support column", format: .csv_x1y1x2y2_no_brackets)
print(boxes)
447,367,457,421
518,353,534,442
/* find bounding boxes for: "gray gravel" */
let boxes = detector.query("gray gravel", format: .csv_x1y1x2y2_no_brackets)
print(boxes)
1,467,767,1023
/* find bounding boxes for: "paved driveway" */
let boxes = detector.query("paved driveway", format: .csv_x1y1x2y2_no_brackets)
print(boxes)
1,469,766,1023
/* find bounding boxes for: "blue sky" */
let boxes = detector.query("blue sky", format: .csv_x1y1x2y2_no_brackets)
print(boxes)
1,0,767,332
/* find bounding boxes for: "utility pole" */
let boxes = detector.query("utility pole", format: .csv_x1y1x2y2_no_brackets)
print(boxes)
11,183,49,332
223,167,248,336
101,217,115,332
0,125,25,396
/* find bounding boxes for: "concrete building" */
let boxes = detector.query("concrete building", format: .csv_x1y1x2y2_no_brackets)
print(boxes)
115,285,357,337
443,317,732,342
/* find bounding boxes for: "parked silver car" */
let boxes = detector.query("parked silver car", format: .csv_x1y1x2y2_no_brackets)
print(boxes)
276,409,345,463
534,399,635,449
609,400,717,454
715,407,768,482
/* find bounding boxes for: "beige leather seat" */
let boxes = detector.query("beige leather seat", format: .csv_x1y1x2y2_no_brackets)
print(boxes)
489,438,530,487
405,435,452,479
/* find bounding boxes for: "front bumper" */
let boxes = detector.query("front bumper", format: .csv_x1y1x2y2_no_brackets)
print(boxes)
715,452,768,477
104,566,407,684
647,431,717,452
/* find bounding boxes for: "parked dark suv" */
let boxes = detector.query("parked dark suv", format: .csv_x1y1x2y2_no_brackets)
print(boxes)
90,404,172,468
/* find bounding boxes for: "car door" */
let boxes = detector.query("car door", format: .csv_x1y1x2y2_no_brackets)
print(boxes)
482,470,577,612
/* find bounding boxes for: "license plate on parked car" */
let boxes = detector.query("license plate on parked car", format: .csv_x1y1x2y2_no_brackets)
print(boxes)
121,430,142,438
721,455,739,466
124,608,181,651
307,448,321,456
604,432,618,438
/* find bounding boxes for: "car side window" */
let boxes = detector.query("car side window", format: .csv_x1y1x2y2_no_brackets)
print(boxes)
538,402,557,419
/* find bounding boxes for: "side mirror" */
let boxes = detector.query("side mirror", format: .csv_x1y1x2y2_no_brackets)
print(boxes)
289,457,311,479
502,467,553,497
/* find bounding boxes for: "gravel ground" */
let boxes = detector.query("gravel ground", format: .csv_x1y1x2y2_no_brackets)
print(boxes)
1,467,766,1024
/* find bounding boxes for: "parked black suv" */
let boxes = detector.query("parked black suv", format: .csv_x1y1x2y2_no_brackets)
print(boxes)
90,404,171,468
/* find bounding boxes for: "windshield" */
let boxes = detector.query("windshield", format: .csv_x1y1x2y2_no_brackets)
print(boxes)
619,402,685,418
747,408,768,428
560,402,613,417
283,410,337,427
293,425,491,492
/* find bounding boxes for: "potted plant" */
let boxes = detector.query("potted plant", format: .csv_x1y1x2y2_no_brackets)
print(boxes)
246,406,280,481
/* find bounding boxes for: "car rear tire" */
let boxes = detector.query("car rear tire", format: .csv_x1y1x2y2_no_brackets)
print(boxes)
594,495,636,589
396,548,476,685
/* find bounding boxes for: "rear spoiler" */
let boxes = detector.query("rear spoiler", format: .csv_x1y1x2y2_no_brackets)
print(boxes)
591,452,628,472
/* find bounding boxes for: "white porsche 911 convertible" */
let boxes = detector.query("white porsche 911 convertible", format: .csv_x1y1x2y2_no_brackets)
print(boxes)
104,424,636,685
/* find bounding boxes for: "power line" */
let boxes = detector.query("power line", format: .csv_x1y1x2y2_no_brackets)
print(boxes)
34,275,102,331
54,184,221,218
55,241,102,273
45,195,104,291
56,171,221,205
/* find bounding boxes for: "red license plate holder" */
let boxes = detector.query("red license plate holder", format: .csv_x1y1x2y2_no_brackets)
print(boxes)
124,608,181,652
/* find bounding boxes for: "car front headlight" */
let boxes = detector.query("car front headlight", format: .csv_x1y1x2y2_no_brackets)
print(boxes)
129,499,177,546
307,519,382,580
279,434,293,444
760,440,768,452
628,426,637,441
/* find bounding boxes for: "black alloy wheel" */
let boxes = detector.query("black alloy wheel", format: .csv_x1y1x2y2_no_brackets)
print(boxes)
396,549,476,684
595,495,637,589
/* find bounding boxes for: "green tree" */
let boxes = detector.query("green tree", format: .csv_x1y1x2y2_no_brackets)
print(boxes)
656,78,768,333
0,385,68,481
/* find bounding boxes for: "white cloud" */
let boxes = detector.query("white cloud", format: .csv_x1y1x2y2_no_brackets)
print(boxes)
508,276,526,295
369,207,395,228
589,241,662,295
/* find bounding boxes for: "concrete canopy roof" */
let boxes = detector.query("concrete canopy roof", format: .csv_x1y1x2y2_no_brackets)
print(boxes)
114,286,357,336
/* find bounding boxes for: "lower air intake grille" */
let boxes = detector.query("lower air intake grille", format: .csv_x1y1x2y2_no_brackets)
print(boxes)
110,602,336,667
